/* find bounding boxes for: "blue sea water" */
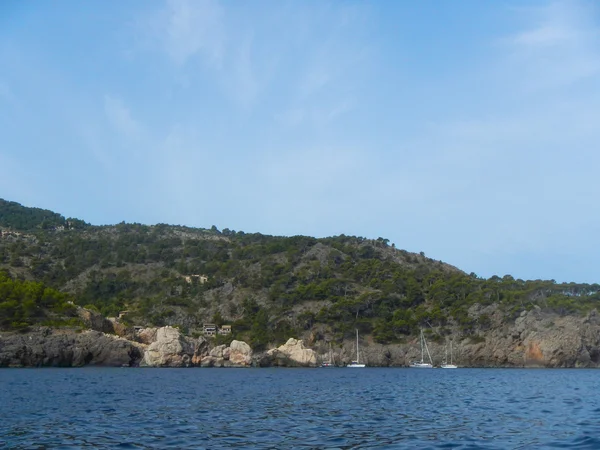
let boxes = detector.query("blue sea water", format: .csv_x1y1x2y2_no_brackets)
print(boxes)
1,368,600,449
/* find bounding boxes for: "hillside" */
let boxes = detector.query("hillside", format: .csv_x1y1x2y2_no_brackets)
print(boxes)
1,198,599,352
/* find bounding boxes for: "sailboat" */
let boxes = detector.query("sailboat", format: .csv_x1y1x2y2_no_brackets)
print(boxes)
409,329,433,368
321,343,335,367
440,340,458,369
347,329,366,368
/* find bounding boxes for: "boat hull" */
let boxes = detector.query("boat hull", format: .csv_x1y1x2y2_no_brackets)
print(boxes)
409,362,433,368
347,363,366,368
440,364,458,369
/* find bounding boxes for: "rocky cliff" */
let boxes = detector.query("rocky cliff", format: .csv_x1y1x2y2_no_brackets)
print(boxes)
262,338,318,367
0,328,143,367
323,307,600,368
2,307,600,368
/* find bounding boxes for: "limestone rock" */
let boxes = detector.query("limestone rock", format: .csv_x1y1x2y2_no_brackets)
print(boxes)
141,326,193,367
209,344,227,358
200,356,217,367
267,338,318,367
77,307,117,334
191,337,210,365
136,328,158,345
229,340,252,366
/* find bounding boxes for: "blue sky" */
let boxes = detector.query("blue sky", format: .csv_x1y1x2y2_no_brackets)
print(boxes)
2,1,600,283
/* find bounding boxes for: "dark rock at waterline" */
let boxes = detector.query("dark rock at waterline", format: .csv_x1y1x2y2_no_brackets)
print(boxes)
0,328,143,367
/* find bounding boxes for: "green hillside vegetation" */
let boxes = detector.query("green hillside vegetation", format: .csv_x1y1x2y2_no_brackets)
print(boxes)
0,270,80,330
1,198,599,348
0,198,88,231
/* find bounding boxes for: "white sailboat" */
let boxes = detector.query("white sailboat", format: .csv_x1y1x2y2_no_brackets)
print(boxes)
409,329,433,368
440,340,458,369
347,329,366,368
321,343,335,367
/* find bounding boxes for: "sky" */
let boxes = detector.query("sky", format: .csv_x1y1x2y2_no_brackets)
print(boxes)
2,0,600,283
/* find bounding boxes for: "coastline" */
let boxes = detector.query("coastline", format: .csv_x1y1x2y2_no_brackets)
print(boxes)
3,306,600,369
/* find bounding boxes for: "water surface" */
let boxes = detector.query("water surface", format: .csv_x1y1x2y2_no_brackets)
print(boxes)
1,368,599,448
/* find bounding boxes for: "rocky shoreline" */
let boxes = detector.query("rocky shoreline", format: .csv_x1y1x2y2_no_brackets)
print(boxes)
2,306,600,369
0,326,321,369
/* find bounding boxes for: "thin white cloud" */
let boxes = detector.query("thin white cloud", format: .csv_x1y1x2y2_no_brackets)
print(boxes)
298,28,368,100
103,95,143,141
144,0,224,67
274,108,306,127
318,100,354,124
274,100,355,129
225,33,259,108
271,5,369,127
77,123,114,170
134,1,369,115
512,25,576,47
501,1,600,90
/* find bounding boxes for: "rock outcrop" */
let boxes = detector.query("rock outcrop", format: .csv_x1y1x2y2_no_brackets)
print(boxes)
192,340,252,367
191,336,210,365
265,338,318,367
326,307,600,368
0,328,143,367
136,326,250,368
228,340,253,366
141,326,195,367
136,327,158,345
457,307,600,368
303,307,600,369
77,307,131,337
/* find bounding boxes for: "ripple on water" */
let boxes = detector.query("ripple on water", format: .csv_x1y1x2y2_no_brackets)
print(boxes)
2,368,600,448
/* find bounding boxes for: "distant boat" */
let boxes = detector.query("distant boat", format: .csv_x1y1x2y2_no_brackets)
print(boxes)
409,329,433,368
440,340,458,369
347,329,366,368
321,343,335,367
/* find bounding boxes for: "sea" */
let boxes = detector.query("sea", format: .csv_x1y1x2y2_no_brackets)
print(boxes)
1,367,599,449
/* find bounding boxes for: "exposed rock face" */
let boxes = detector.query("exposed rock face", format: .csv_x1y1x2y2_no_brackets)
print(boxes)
330,307,600,368
76,307,132,338
0,328,143,367
191,336,210,365
228,340,253,366
209,344,227,358
141,326,194,367
136,328,158,345
308,307,600,368
266,338,318,367
194,340,250,367
3,306,600,369
460,307,600,368
0,323,254,368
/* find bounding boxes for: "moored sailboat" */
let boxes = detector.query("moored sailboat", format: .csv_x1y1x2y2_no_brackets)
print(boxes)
347,329,366,368
440,340,458,369
321,343,335,367
409,329,433,368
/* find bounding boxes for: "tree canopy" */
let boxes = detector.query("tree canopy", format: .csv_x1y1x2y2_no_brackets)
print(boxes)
1,199,599,345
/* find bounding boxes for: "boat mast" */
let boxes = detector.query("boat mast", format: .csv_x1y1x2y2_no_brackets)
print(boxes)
355,329,360,364
420,329,425,363
424,334,433,365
